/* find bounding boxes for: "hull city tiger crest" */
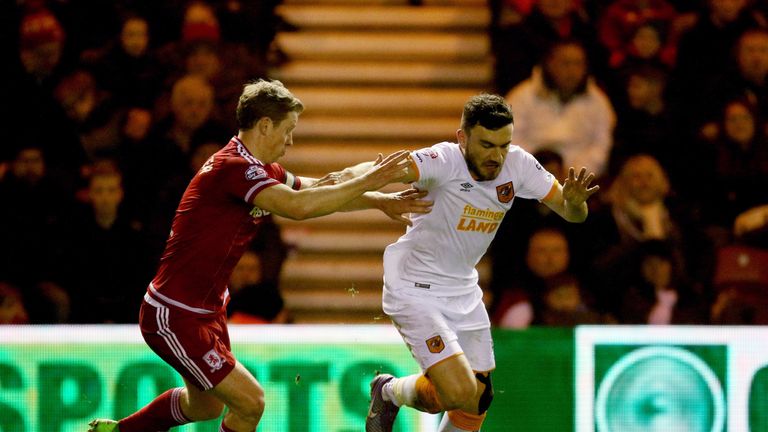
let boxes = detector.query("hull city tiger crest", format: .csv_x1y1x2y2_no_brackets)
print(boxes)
496,181,515,203
426,335,445,354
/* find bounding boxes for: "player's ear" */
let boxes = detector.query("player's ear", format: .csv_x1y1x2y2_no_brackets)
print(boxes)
456,128,466,147
257,117,273,136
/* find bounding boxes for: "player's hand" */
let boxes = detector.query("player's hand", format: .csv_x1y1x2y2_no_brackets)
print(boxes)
363,150,411,190
562,167,599,205
376,188,433,226
311,171,344,187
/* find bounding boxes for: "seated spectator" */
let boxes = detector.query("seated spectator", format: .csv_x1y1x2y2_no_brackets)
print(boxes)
587,154,712,315
7,7,87,182
227,250,289,324
537,274,614,326
493,227,607,327
597,0,677,70
0,283,29,325
492,0,606,95
669,0,762,137
506,40,616,176
0,145,74,323
608,65,679,179
683,98,768,237
88,14,164,110
619,240,709,324
64,163,150,323
53,69,123,161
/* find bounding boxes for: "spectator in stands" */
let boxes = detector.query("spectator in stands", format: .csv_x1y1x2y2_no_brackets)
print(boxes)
608,65,678,179
597,0,677,70
182,39,266,131
53,69,123,161
669,0,762,136
6,7,87,182
88,14,164,110
683,98,768,238
123,74,227,257
493,227,609,327
698,28,768,137
0,283,29,325
506,40,616,176
227,250,289,324
492,0,606,96
619,240,709,324
65,164,150,323
0,145,73,323
586,154,711,316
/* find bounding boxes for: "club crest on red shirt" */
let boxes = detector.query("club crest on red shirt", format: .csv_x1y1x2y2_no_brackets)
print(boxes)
203,348,226,372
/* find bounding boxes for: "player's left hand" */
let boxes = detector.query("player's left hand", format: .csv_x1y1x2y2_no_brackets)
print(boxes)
377,188,433,226
562,167,599,205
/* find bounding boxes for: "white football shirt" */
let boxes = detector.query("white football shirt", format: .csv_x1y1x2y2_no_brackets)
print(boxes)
384,141,556,296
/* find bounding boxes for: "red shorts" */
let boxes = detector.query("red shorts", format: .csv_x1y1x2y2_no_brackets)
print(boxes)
139,295,236,390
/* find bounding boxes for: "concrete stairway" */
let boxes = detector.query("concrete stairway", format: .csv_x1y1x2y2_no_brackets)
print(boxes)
271,0,493,323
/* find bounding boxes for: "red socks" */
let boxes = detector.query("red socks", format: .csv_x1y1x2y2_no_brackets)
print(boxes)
118,388,191,432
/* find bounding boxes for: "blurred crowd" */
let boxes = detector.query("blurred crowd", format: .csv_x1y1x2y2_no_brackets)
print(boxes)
2,0,768,327
486,0,768,328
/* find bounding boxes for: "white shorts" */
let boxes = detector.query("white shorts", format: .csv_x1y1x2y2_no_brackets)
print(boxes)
382,284,495,373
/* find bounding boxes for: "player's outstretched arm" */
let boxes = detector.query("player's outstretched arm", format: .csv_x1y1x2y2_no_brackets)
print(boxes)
298,152,426,223
253,150,411,220
541,167,600,223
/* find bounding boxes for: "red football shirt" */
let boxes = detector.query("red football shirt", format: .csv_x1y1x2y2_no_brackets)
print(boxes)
148,136,300,313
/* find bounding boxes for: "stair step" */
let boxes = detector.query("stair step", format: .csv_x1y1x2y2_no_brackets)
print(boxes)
275,209,405,229
290,86,476,116
280,254,491,288
282,227,404,253
283,0,487,6
274,60,491,86
277,32,488,61
279,5,488,30
294,115,458,140
281,140,432,174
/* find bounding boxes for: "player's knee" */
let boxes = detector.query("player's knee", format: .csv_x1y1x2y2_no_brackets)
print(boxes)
439,377,478,410
475,372,494,415
237,390,266,423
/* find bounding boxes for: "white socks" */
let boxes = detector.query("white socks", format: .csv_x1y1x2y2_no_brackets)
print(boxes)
382,374,420,407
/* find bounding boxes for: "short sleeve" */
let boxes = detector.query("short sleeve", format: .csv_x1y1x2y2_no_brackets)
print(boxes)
514,149,556,201
411,143,455,190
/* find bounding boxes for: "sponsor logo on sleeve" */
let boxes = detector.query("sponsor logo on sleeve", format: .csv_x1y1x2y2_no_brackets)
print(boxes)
200,156,215,174
245,165,266,181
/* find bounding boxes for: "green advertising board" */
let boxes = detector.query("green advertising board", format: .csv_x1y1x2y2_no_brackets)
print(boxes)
2,325,767,431
0,325,437,432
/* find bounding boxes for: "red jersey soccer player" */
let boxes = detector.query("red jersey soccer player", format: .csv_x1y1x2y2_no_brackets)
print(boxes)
89,80,430,432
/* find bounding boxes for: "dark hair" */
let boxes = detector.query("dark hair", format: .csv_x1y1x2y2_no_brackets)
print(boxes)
236,79,304,130
461,94,514,135
533,148,564,167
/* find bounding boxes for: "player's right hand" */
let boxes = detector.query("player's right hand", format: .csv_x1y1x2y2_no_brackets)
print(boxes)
363,150,411,190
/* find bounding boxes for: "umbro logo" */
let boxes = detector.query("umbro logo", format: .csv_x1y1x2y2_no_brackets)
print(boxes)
460,182,473,192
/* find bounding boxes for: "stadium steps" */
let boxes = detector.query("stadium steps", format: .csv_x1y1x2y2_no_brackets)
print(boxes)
272,0,492,323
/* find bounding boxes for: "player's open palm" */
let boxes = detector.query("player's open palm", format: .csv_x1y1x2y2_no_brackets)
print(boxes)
363,150,411,190
562,167,599,205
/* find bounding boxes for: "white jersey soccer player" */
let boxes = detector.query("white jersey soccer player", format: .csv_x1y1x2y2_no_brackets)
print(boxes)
367,94,599,432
